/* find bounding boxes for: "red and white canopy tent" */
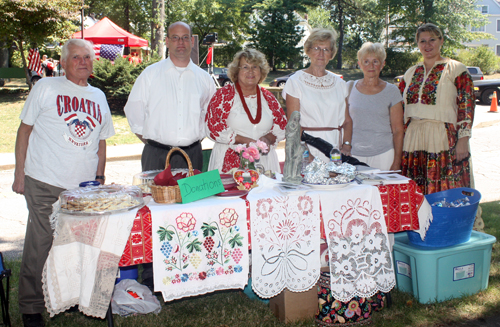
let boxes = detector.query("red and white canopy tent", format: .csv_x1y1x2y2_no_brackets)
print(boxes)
71,17,148,48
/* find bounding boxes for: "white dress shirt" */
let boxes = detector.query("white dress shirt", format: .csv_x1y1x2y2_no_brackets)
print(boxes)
124,57,216,146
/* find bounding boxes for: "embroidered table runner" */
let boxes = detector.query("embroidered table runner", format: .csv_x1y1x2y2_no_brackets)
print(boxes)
150,197,249,302
43,210,137,318
247,177,321,298
119,205,153,266
377,180,432,237
317,184,396,302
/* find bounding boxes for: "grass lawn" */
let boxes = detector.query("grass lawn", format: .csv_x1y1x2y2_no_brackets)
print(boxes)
3,201,500,326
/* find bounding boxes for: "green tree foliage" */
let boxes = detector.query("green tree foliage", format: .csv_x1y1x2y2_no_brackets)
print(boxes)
0,0,81,88
382,48,421,75
457,47,500,74
90,55,161,112
379,0,490,53
248,0,319,71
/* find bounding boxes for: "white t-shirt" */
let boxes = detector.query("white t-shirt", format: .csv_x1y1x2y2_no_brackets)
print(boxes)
20,76,115,189
124,57,216,146
283,70,348,162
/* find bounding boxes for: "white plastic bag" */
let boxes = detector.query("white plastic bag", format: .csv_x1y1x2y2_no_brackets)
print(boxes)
111,279,161,317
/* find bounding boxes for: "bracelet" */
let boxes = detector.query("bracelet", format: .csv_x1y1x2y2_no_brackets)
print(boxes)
343,141,352,146
96,175,105,180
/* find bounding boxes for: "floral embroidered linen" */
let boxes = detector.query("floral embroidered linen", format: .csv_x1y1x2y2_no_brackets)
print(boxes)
119,205,153,266
399,59,474,194
150,197,249,302
43,210,137,318
319,184,395,302
247,177,321,298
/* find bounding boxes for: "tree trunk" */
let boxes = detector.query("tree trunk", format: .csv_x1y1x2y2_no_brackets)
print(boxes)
151,0,158,52
336,0,344,70
17,41,33,90
124,1,130,32
158,0,165,59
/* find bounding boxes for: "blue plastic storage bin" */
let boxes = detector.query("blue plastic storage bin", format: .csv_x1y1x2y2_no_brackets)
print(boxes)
407,187,480,248
393,231,496,303
115,266,138,284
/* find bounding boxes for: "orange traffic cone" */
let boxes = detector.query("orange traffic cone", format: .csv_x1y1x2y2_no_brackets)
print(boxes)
489,91,498,113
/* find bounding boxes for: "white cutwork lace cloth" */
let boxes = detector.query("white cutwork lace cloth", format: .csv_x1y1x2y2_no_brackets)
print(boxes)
43,210,137,318
317,184,396,302
150,197,249,302
247,177,321,298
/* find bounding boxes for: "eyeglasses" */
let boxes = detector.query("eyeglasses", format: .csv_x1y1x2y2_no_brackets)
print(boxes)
311,47,332,54
170,35,191,43
361,59,382,66
239,65,259,72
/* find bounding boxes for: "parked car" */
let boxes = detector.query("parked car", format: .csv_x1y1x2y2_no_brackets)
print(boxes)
393,66,484,88
204,67,231,86
269,71,343,87
473,79,500,105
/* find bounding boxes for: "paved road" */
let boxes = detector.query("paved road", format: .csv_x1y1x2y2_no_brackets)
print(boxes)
1,104,499,259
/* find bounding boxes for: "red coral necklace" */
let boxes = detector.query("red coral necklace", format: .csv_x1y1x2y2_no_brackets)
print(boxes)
235,82,262,124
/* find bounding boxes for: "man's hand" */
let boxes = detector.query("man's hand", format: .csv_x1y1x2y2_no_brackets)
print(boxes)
12,172,25,194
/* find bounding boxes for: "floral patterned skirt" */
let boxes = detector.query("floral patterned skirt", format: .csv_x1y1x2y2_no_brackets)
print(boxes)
315,271,386,326
402,119,471,195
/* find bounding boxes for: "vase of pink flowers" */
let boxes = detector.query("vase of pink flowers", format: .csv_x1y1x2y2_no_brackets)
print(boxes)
233,140,269,190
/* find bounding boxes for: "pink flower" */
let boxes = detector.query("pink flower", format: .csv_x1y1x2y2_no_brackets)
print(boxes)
235,144,245,153
255,140,269,153
243,147,260,162
219,208,238,227
176,212,196,232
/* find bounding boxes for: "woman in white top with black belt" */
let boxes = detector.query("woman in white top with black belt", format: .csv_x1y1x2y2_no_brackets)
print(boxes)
283,28,352,163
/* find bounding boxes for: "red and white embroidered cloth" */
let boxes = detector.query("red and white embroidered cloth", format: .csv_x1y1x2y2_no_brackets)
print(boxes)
377,180,423,232
247,178,321,298
318,184,396,302
119,205,153,266
150,197,249,302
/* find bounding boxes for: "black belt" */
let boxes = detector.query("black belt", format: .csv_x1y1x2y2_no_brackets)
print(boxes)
145,139,200,151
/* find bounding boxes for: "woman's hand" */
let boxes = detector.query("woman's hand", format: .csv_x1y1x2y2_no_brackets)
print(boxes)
260,133,277,148
456,137,470,162
340,144,351,156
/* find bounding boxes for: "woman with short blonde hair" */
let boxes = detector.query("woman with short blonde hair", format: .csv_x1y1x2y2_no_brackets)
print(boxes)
283,27,352,163
227,49,270,84
347,42,404,170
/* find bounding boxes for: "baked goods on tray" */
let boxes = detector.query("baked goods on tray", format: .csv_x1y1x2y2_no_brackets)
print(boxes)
60,184,144,214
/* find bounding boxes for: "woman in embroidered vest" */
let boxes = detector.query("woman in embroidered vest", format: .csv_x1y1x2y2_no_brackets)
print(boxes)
283,27,352,163
205,49,287,173
348,42,404,171
399,23,474,194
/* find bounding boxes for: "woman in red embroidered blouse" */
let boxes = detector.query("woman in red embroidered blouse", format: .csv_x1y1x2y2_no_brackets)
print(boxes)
399,23,475,194
205,49,287,173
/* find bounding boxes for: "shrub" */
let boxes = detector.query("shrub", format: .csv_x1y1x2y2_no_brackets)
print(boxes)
90,54,161,113
383,48,421,75
456,47,500,74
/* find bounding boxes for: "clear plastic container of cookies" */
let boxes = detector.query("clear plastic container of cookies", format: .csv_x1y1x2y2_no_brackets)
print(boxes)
132,170,163,194
60,184,144,215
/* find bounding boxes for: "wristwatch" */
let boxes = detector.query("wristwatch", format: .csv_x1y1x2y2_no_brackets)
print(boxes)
343,141,352,146
96,175,106,181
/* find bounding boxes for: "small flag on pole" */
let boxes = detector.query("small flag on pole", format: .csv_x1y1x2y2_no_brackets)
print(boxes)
28,48,43,75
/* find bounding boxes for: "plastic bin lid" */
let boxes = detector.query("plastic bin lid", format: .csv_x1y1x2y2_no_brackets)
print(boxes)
394,231,496,254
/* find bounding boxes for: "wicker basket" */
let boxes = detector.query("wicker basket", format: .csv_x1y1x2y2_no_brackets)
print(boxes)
150,147,194,204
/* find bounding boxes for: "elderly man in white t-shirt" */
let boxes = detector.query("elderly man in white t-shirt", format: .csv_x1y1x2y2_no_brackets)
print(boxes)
12,39,115,327
124,22,216,291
